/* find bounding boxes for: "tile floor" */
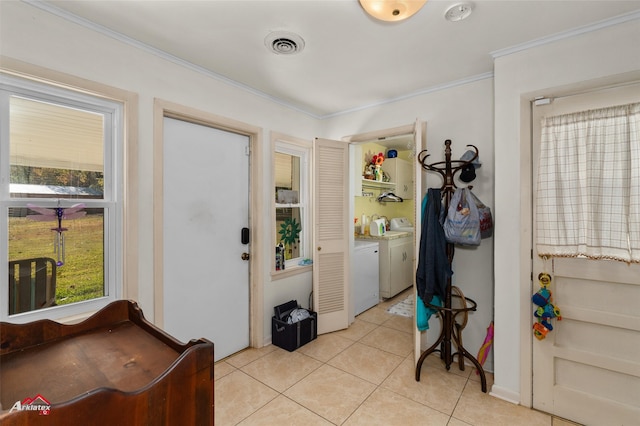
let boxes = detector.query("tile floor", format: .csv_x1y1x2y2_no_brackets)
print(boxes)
214,290,581,426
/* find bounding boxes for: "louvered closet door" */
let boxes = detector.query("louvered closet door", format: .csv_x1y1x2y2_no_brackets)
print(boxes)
313,138,349,334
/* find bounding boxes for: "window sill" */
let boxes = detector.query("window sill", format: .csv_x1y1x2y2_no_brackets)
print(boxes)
271,264,312,280
3,297,114,324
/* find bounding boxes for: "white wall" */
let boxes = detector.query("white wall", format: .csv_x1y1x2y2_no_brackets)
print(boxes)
0,1,320,338
324,78,496,372
493,17,640,404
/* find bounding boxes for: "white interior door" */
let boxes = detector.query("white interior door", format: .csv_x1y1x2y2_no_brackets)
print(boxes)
313,137,349,334
532,83,640,424
162,117,250,362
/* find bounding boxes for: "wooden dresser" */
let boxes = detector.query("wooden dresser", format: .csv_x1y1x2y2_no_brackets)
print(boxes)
0,300,214,425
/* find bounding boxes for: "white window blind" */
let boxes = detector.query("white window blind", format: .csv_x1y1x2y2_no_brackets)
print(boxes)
10,96,104,172
536,102,640,263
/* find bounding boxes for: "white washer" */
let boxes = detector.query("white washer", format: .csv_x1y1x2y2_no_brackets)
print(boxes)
353,240,380,316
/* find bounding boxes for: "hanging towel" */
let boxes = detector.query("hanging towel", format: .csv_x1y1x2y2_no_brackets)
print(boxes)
416,294,442,331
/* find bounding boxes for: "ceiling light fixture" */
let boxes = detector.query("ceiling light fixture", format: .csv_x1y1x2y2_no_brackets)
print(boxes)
359,0,427,22
444,2,473,22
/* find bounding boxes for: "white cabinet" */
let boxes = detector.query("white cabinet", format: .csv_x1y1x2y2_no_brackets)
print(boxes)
383,158,413,199
379,235,413,299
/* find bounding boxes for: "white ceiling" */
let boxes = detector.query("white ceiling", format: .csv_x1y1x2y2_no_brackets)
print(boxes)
39,0,640,118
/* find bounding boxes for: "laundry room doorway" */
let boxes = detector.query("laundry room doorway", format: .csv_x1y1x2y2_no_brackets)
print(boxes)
344,120,425,361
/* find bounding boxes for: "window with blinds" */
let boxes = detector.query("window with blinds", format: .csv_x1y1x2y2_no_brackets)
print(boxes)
273,135,311,272
1,74,122,321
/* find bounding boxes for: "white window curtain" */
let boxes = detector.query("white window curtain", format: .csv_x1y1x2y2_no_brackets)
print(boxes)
536,102,640,263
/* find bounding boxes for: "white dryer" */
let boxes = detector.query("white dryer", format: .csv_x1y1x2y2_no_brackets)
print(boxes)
390,217,414,233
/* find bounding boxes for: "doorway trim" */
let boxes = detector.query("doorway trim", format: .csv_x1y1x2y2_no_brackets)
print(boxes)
343,121,426,363
152,98,264,349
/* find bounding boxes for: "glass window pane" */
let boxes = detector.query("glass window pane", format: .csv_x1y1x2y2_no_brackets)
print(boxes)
273,139,309,272
8,206,105,314
9,96,104,199
275,152,300,199
276,207,302,260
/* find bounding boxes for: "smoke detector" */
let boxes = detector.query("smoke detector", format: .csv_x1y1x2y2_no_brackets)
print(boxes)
444,2,474,22
265,31,305,55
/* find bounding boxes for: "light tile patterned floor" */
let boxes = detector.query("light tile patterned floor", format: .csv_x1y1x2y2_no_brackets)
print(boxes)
214,289,581,426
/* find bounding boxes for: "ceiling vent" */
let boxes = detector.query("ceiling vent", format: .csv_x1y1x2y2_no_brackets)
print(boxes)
265,31,305,55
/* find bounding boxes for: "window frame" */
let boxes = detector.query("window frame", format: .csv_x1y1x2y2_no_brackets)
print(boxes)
271,132,312,277
0,73,123,323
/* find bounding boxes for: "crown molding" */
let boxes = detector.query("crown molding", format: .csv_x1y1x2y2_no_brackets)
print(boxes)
23,0,314,115
491,9,640,59
321,72,494,119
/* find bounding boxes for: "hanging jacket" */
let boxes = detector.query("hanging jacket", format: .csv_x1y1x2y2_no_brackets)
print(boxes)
416,188,453,304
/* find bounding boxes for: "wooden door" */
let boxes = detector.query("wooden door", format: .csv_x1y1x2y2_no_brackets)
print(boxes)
531,83,640,424
411,120,424,364
313,138,350,334
162,117,250,361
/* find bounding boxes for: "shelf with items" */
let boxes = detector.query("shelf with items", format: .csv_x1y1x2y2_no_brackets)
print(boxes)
360,179,400,201
361,179,395,189
354,144,398,197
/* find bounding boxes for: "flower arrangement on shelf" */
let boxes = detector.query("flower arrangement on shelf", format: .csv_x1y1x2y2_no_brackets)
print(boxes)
363,152,388,182
371,152,385,166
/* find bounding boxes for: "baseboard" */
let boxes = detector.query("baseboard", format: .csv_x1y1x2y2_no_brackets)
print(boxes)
489,384,521,405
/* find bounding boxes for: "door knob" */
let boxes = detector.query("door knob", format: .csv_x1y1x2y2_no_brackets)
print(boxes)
241,252,250,260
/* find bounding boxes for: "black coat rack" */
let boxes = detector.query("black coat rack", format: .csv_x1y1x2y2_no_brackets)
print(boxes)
415,139,487,393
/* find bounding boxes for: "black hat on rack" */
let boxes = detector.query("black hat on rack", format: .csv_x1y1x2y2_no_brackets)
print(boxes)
460,164,476,182
460,150,482,168
459,149,479,182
